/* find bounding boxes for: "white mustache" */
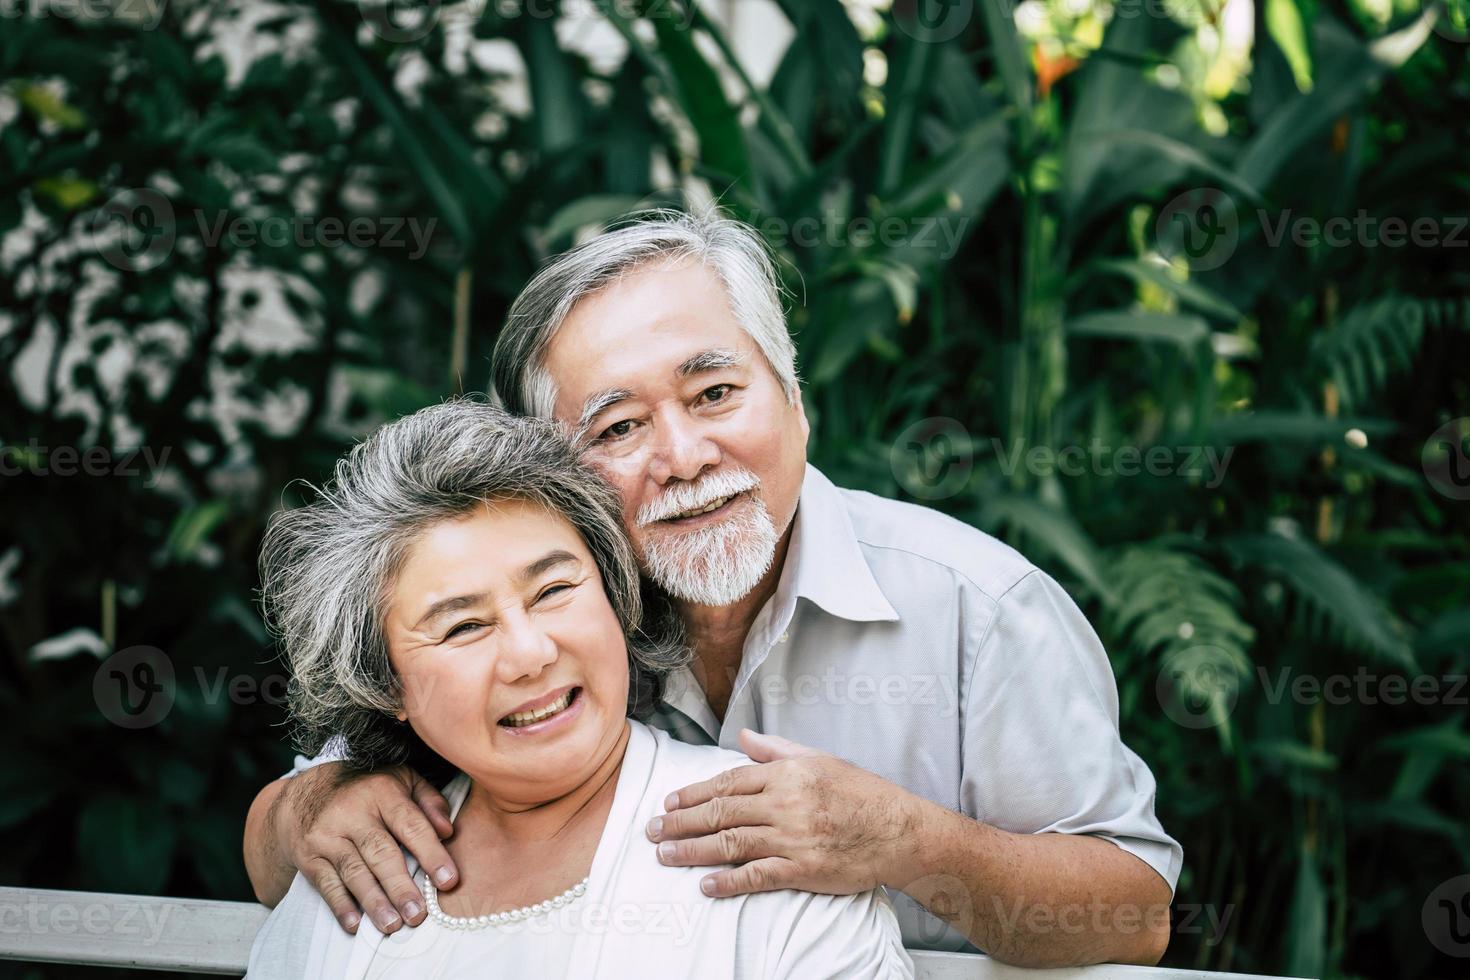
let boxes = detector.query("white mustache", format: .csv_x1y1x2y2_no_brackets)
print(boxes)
636,469,760,526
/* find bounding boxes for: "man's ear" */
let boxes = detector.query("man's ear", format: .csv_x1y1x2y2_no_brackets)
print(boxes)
794,387,811,441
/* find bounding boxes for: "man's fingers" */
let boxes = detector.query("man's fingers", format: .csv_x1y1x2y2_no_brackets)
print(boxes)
409,778,455,840
303,858,361,933
331,845,405,934
354,823,432,926
662,763,768,813
737,728,822,762
654,826,775,868
383,799,458,892
647,793,764,842
700,857,800,898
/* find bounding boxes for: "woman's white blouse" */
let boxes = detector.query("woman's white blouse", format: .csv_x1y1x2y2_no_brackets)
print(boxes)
247,721,913,979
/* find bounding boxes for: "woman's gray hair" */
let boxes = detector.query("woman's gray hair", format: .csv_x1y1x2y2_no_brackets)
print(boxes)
258,397,687,773
491,208,799,418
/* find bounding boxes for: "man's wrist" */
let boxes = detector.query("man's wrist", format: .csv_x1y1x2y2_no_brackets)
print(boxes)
881,786,945,889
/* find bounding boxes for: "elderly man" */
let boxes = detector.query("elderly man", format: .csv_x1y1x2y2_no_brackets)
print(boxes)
244,210,1179,967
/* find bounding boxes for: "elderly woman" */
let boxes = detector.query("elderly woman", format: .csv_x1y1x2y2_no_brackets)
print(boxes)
246,399,911,978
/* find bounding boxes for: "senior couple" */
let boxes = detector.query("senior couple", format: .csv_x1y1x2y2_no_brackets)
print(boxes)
244,210,1180,978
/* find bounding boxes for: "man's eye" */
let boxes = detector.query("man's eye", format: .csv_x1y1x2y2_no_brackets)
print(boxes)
445,622,484,639
598,419,636,441
702,384,731,403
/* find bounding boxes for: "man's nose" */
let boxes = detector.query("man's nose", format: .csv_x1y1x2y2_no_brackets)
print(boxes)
495,611,558,683
649,412,720,485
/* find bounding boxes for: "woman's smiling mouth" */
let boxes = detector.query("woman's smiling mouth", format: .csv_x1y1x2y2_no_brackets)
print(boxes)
498,686,583,732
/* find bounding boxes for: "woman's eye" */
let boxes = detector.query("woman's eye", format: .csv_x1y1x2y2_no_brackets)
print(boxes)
537,583,572,603
445,622,483,639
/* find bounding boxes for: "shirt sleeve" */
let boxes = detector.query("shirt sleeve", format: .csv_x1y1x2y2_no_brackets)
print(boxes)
959,569,1182,894
736,887,914,979
281,733,348,779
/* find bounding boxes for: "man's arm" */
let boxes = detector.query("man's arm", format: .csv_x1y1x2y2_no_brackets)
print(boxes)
243,777,296,907
899,795,1172,966
647,731,1170,967
241,765,459,935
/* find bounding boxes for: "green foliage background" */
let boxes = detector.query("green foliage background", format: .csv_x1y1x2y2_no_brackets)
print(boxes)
2,1,1468,977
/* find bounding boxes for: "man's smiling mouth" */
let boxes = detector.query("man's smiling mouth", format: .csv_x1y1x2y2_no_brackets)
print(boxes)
662,492,741,523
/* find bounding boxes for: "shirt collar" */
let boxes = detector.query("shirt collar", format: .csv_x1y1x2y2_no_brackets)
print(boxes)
776,464,900,624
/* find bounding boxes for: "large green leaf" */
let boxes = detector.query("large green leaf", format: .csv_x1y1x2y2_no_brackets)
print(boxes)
1223,533,1415,668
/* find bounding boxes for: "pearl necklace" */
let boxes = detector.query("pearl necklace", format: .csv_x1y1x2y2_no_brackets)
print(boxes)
423,874,589,930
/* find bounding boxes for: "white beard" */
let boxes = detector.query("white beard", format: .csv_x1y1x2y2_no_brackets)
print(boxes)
636,470,779,606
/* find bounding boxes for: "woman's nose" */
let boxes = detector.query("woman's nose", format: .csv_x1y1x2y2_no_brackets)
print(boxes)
495,612,558,682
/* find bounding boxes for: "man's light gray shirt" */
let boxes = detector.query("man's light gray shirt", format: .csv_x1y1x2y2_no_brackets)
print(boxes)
648,464,1181,951
290,463,1180,953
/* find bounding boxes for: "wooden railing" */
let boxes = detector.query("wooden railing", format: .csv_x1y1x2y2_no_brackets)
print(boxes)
0,887,1299,979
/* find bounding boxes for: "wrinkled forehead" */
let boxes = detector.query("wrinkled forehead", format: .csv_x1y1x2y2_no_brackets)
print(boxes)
542,262,762,424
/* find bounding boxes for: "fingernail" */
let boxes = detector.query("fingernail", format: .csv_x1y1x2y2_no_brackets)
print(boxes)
646,816,663,840
435,866,454,886
658,842,676,861
377,909,400,929
404,901,423,921
664,792,679,810
700,877,716,896
343,912,360,931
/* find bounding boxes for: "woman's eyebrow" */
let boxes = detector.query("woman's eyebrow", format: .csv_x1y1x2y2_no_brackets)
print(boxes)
411,551,578,630
413,592,488,631
516,549,581,585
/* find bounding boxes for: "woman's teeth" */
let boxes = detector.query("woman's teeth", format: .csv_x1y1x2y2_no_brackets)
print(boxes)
671,493,736,520
501,689,574,728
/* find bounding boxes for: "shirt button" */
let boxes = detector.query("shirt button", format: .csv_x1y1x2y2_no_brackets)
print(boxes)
778,632,789,643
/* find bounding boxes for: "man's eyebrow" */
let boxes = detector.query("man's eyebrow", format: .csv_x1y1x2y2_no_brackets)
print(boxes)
411,550,580,631
677,348,747,377
576,387,636,436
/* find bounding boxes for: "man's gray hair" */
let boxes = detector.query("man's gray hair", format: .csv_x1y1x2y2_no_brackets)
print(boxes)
258,398,687,773
491,209,800,419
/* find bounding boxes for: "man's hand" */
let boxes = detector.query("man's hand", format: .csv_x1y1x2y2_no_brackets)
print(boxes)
645,729,918,897
267,763,459,934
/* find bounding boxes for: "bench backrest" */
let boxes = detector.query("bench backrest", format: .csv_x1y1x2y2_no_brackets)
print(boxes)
0,887,1292,979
